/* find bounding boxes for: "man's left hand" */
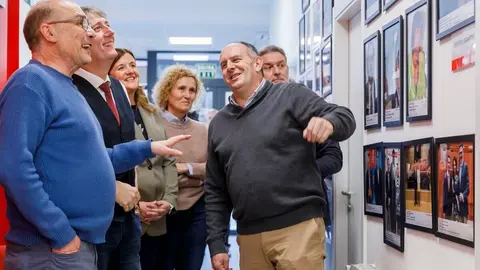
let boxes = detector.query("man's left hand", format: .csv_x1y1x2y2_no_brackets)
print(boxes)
303,117,333,143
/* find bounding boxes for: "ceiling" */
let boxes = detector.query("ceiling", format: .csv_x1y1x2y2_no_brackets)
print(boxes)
74,0,273,59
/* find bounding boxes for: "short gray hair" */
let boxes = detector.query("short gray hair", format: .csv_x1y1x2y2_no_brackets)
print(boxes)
80,6,106,18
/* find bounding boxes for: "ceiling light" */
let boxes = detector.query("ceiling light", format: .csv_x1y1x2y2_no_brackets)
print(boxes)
173,55,209,61
169,37,212,45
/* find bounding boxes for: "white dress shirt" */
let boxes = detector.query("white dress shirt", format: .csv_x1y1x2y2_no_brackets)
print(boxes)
74,68,130,105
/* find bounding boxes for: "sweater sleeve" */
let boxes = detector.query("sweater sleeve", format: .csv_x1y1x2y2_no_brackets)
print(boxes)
316,140,343,177
288,83,356,141
205,130,232,256
106,140,155,174
0,85,76,248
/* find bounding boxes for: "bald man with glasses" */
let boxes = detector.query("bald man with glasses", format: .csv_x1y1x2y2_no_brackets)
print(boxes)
0,1,189,269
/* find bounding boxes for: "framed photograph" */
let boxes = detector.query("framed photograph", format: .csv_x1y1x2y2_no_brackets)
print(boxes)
314,47,322,94
403,137,435,233
364,143,384,218
365,0,381,25
436,0,475,40
299,15,306,75
364,31,381,130
384,0,400,11
306,8,313,69
306,69,314,90
406,0,432,122
302,0,311,13
435,135,475,248
321,38,332,97
382,16,404,127
313,0,322,48
383,143,405,252
323,0,333,40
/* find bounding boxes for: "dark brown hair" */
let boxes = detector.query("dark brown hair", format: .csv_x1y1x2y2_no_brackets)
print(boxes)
259,45,288,62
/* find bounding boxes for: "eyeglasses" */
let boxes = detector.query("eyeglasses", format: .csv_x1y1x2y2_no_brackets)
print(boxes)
46,15,91,32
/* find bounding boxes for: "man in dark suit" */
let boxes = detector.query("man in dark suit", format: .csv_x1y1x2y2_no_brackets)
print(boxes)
374,150,383,206
457,144,470,224
72,6,142,270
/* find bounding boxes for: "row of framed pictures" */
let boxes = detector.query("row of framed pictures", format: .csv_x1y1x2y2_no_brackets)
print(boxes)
365,0,475,41
299,0,333,75
364,0,432,130
363,134,475,252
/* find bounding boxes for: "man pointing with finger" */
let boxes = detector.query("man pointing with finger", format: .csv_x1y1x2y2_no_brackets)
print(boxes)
205,42,356,270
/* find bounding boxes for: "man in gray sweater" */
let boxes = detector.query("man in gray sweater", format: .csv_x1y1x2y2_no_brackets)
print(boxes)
205,41,356,270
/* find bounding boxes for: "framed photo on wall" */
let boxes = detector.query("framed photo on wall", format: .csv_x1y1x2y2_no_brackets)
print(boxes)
403,137,435,233
435,135,475,248
314,47,322,95
306,8,313,69
313,0,322,48
383,143,405,252
364,143,384,218
384,0,400,11
323,0,332,40
299,15,306,75
306,69,314,90
321,38,332,96
302,0,311,13
406,0,432,122
382,16,403,127
363,31,381,130
436,0,475,40
365,0,381,25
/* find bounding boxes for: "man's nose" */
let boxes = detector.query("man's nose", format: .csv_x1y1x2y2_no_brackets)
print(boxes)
273,66,281,75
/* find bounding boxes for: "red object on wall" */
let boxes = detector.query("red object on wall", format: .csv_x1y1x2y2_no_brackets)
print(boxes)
0,0,20,246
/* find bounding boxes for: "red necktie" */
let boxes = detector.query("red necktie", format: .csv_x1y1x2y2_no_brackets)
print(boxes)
99,81,120,125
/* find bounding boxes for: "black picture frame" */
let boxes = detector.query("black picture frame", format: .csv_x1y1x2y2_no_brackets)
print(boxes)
436,0,475,40
383,142,405,252
434,134,475,248
402,137,435,234
302,0,311,13
363,31,381,130
384,0,400,11
321,37,332,97
382,16,404,128
323,0,333,40
364,142,384,218
405,0,432,123
365,0,381,25
299,15,306,75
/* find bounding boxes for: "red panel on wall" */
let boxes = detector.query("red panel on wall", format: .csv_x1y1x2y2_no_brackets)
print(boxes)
0,5,6,90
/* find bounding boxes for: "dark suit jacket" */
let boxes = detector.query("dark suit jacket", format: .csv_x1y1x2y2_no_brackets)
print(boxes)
458,162,469,216
73,75,136,220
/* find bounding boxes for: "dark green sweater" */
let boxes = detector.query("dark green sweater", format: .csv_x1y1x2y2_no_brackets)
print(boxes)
205,80,356,256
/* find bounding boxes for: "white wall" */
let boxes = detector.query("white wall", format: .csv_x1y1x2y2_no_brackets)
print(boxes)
19,0,32,67
362,0,476,269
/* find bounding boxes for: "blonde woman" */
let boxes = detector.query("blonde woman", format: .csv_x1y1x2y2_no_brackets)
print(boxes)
109,48,178,270
153,64,208,269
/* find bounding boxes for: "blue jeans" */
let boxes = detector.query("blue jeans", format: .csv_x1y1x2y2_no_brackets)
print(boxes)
157,197,207,270
96,212,141,270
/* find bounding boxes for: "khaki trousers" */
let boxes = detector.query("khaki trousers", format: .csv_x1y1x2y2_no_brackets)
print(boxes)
237,218,326,270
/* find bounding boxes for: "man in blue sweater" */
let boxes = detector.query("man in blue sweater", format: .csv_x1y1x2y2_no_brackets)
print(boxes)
0,1,189,269
206,42,356,270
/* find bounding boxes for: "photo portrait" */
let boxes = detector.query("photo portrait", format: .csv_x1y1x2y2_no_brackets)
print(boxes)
383,144,404,252
436,135,475,247
436,0,475,40
364,31,381,130
321,38,332,96
364,143,384,217
382,16,403,127
365,0,381,24
406,0,432,122
403,138,434,232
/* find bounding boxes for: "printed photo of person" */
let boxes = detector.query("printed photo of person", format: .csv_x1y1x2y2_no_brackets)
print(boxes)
383,145,404,251
436,136,475,246
364,31,380,129
404,138,433,231
406,1,430,120
364,145,383,217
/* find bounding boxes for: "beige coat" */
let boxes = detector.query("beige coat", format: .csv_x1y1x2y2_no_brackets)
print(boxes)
134,105,178,236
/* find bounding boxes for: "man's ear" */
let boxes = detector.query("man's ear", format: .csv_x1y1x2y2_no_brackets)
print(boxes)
254,56,264,72
39,23,59,43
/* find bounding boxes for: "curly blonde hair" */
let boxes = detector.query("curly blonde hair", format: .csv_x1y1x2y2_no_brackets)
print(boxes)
152,64,203,110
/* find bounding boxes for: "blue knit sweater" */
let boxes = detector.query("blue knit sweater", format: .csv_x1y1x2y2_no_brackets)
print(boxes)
0,60,154,248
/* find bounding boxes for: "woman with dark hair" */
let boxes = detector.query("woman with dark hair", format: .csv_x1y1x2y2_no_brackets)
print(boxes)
408,10,427,102
109,48,179,270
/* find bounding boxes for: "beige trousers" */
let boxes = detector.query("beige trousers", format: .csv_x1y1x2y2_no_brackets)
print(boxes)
237,218,326,270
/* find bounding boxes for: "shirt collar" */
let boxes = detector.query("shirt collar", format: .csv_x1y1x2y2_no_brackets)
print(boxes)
229,79,266,107
161,109,188,125
75,68,110,89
